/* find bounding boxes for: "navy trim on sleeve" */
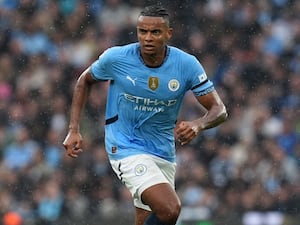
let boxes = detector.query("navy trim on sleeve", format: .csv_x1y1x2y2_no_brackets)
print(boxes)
194,86,215,96
105,115,118,125
191,80,208,90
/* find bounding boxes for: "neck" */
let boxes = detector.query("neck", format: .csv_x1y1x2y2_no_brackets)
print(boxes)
143,54,164,67
140,47,167,68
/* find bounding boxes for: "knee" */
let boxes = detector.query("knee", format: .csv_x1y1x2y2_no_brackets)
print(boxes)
156,200,181,224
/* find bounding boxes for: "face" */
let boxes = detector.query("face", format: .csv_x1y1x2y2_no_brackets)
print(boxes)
137,16,173,56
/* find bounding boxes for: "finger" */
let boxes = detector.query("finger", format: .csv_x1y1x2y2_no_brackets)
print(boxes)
68,153,78,158
175,122,185,132
73,148,83,154
68,151,81,158
178,132,196,145
191,126,199,135
67,147,82,158
62,143,68,150
63,141,75,151
180,139,191,145
177,137,188,145
179,140,187,145
179,121,185,127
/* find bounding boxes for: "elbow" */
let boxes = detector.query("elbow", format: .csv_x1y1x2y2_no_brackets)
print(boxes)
219,105,228,123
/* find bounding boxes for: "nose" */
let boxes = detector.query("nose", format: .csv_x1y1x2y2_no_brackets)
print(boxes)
144,31,152,41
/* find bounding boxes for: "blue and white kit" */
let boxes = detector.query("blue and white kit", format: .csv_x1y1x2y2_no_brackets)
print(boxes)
91,43,215,163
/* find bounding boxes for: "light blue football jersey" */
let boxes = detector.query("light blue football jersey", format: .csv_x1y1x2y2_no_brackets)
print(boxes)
91,43,214,162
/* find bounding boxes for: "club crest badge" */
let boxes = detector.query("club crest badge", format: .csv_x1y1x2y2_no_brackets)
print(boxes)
134,164,147,176
148,76,159,90
168,79,180,91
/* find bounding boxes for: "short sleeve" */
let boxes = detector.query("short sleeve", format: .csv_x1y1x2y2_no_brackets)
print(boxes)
90,48,115,81
188,56,215,96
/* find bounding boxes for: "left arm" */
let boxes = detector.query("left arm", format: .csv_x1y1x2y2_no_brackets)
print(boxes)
175,90,228,145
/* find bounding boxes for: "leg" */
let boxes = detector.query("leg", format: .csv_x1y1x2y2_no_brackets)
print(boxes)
110,155,179,225
135,207,151,225
142,183,181,225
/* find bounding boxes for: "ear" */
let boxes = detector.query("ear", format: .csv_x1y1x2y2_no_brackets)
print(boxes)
167,27,173,40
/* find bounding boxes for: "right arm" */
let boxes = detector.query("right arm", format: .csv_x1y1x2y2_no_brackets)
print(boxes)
63,67,98,158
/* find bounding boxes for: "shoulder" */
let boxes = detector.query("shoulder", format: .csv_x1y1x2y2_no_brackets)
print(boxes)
168,46,198,61
97,43,138,65
104,43,138,57
167,46,206,80
91,43,138,77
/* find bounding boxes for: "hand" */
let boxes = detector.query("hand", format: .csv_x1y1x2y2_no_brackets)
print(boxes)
174,121,199,145
62,131,83,158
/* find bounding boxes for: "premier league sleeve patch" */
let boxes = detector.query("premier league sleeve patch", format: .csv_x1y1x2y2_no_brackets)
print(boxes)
198,72,207,83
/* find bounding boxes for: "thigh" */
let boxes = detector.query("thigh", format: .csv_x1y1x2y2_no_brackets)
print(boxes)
141,183,180,214
110,154,176,211
134,184,181,225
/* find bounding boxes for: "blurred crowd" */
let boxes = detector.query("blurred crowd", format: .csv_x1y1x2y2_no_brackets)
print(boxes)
0,0,299,225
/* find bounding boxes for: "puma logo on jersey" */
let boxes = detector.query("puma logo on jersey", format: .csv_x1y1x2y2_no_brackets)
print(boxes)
126,75,137,86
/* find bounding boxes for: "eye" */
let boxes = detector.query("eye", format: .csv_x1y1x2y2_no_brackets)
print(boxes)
152,30,161,35
138,28,147,34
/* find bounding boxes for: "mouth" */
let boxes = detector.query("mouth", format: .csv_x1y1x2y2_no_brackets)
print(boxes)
144,44,155,50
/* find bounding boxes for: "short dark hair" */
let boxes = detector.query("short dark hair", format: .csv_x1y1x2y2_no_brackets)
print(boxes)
139,5,170,26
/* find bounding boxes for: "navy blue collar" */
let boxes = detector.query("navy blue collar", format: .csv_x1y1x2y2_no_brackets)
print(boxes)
137,44,170,68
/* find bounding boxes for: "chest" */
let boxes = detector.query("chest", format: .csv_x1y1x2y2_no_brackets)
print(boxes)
113,63,187,100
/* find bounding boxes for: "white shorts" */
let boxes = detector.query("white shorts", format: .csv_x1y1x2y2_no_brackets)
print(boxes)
110,154,176,211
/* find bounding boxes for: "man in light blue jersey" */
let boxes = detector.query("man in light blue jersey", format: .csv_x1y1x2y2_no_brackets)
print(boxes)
63,5,227,225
